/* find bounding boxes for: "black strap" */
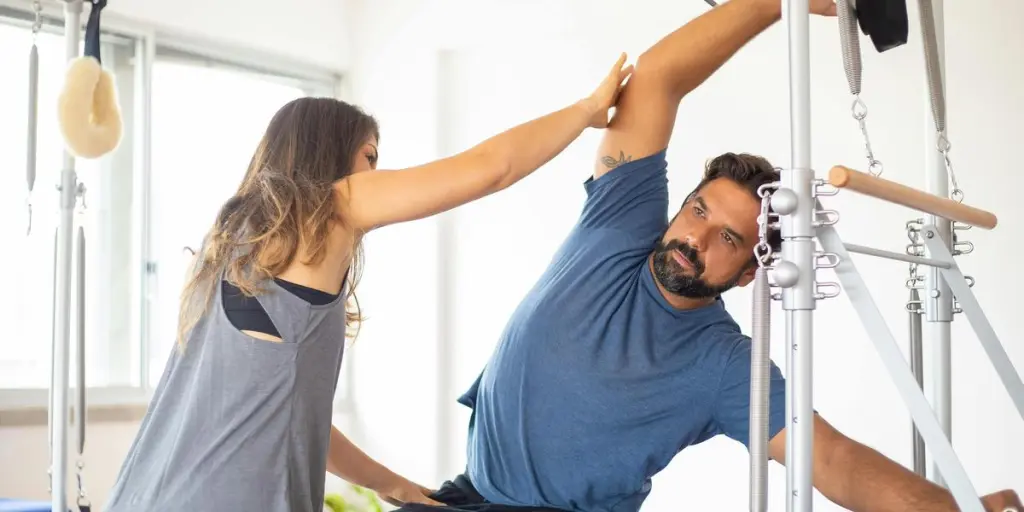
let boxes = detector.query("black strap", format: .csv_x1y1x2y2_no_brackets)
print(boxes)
855,0,909,53
83,0,106,63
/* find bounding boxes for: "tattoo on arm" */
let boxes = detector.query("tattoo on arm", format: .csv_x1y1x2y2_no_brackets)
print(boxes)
601,150,633,169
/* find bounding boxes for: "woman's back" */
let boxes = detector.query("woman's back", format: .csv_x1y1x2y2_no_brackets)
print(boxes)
105,275,348,512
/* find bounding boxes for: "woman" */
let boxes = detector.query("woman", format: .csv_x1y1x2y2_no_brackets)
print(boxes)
105,54,633,512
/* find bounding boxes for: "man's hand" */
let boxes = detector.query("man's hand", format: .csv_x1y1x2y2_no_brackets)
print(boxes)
809,0,838,16
982,489,1023,512
592,0,836,179
378,477,443,508
582,53,634,129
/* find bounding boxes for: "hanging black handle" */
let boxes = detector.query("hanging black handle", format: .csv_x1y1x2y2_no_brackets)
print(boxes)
83,0,107,63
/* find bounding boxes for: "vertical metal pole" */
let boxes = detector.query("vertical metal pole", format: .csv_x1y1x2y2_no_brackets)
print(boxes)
77,226,87,454
920,0,952,487
27,43,39,202
434,50,456,484
908,289,927,476
783,0,815,510
52,3,83,511
750,267,771,512
134,34,155,389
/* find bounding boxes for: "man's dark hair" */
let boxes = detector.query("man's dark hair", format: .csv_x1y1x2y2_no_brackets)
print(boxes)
683,152,782,255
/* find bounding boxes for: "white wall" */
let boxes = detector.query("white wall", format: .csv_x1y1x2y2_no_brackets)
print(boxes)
342,0,1024,510
107,0,350,71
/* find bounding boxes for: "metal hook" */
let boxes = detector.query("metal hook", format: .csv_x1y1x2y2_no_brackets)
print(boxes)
814,180,839,197
813,209,840,227
815,252,841,269
953,240,974,256
815,282,842,300
906,244,926,257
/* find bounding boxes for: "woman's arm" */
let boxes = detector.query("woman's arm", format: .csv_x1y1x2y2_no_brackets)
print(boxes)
335,53,633,231
326,426,441,506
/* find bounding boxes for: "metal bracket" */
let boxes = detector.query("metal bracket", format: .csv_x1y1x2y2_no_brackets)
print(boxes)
920,226,1024,419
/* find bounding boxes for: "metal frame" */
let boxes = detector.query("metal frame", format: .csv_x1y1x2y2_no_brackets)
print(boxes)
781,1,816,509
818,223,986,512
920,0,954,487
51,5,82,512
753,1,1024,511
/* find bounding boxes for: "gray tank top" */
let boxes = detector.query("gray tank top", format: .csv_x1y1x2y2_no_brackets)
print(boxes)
105,273,347,512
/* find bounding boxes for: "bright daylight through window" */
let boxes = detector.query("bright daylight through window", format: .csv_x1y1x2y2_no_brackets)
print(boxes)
0,12,336,403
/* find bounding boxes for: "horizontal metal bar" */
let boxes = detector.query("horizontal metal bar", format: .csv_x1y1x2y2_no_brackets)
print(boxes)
843,243,952,269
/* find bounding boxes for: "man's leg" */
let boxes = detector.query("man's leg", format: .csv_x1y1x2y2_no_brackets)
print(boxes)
593,0,836,180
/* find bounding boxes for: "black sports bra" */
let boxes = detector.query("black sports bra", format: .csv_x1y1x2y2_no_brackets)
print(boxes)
221,278,341,338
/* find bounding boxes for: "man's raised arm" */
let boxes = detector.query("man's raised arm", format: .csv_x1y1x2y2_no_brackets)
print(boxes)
594,0,836,179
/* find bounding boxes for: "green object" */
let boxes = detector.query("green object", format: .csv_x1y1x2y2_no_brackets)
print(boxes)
324,493,348,512
353,486,384,512
323,486,385,512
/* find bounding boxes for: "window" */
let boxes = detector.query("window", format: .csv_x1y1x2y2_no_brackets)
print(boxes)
0,19,137,390
146,58,309,386
0,7,341,407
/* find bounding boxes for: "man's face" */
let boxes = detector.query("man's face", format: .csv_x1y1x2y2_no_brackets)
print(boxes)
652,178,763,299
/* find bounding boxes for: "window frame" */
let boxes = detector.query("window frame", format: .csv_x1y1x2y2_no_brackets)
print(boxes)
0,0,344,415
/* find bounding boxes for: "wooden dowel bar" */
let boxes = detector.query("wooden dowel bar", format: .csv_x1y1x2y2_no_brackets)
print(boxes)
828,166,997,230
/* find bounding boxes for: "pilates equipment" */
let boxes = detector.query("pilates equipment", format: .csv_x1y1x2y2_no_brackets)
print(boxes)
851,0,909,52
707,0,908,55
57,0,122,160
742,0,1024,511
26,0,41,235
40,1,120,511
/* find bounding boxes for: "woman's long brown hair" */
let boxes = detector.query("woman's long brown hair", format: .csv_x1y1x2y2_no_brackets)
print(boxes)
176,97,379,347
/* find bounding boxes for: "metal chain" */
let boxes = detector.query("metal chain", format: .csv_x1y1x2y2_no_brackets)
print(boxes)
76,183,88,214
936,132,963,202
77,460,91,510
754,185,774,268
852,97,884,176
31,0,42,39
904,219,925,290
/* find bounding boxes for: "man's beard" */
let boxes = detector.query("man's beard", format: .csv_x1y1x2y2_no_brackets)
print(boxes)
651,239,742,299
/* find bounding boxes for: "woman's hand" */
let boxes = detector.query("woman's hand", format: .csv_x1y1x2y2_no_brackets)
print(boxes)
582,53,634,128
378,477,443,508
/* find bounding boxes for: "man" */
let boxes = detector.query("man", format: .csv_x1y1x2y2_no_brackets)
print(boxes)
407,0,1022,510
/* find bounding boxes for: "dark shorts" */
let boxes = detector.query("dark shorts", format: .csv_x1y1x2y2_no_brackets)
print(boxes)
394,474,565,512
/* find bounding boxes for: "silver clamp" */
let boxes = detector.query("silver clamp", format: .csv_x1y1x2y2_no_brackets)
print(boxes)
904,218,978,316
754,182,780,270
754,182,785,300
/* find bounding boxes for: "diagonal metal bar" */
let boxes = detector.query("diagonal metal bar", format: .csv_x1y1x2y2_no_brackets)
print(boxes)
816,223,984,512
919,225,1024,420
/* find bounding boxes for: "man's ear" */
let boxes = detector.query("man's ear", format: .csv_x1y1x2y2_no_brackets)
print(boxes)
736,263,759,287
